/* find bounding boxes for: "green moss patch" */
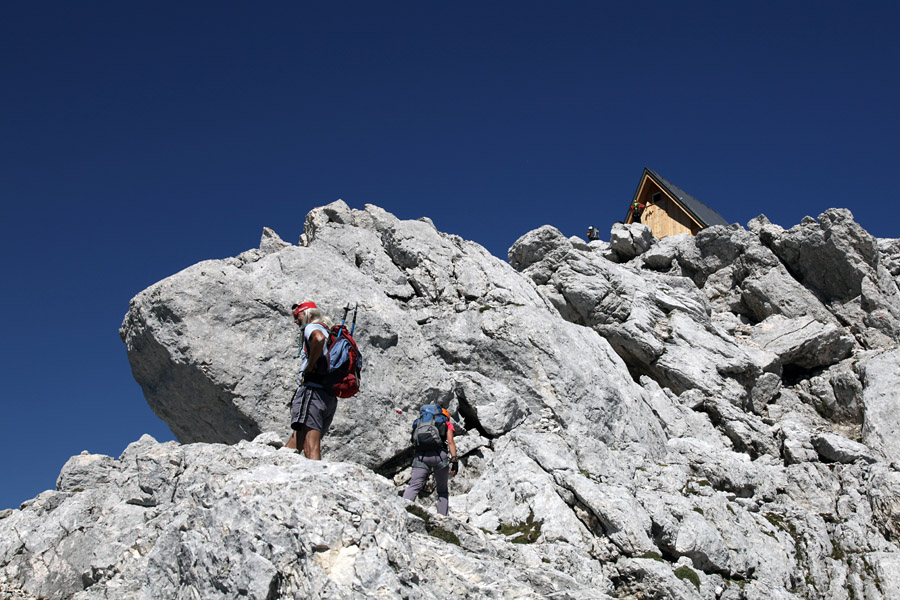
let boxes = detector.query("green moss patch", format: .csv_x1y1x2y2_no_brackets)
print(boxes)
497,511,543,544
406,504,430,521
637,551,664,562
406,505,461,546
674,565,701,591
428,527,461,546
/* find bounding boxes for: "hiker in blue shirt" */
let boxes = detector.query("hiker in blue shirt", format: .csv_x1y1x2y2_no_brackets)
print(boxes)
403,404,459,516
286,301,337,460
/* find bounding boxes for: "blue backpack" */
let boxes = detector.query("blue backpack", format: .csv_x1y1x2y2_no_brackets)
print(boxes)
411,404,449,449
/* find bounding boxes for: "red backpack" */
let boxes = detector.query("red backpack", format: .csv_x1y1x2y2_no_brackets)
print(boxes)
299,306,363,398
323,324,362,398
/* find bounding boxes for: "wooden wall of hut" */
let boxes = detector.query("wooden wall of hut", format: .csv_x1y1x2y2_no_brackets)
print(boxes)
631,179,703,238
640,195,701,237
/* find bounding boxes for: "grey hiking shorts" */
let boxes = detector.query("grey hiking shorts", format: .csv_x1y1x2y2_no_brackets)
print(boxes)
290,385,338,435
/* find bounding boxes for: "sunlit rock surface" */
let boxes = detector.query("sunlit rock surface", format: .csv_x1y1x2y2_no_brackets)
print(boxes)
2,202,900,599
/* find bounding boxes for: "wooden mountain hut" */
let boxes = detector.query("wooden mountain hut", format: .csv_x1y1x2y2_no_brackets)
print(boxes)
625,168,729,239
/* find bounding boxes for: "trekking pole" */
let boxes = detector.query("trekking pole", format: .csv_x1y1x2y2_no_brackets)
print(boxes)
350,303,359,335
339,304,351,330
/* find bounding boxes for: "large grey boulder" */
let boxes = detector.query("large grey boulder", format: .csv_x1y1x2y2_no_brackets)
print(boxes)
641,233,688,272
811,432,877,464
761,209,900,349
764,209,879,303
860,348,900,464
120,237,453,452
609,222,655,261
749,314,854,370
508,224,573,271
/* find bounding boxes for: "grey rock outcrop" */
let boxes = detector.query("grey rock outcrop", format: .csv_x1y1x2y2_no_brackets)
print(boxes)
609,222,655,261
749,315,854,370
758,209,900,349
683,220,839,327
118,203,659,472
509,223,765,404
2,201,900,599
811,432,878,464
0,435,614,599
860,348,900,464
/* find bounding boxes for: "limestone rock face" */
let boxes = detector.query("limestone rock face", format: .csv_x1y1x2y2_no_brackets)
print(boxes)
749,314,854,370
510,224,762,404
609,222,655,261
0,436,614,600
860,348,900,464
766,209,879,303
683,221,840,327
2,201,900,600
760,209,900,349
119,202,657,472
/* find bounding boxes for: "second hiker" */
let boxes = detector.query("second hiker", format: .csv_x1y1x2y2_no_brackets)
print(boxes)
402,403,458,516
286,301,337,460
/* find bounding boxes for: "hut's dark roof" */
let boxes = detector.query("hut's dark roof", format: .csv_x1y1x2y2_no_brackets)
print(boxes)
635,168,730,228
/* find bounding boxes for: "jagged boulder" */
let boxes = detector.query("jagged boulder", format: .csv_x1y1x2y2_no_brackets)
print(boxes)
676,219,839,326
764,209,879,303
811,432,877,464
760,209,900,349
119,234,453,450
507,224,573,271
640,233,687,271
860,348,900,464
609,222,655,261
749,314,854,370
510,226,763,404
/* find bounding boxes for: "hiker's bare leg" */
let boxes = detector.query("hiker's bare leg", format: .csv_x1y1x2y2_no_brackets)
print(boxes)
285,431,298,450
296,428,310,454
301,425,322,460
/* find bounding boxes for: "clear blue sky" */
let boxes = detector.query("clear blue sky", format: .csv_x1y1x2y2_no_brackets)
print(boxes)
2,1,899,510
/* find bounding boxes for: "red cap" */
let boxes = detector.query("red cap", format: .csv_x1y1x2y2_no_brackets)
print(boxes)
292,302,317,316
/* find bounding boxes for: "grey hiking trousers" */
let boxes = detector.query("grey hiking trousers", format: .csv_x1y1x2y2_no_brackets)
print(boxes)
402,450,450,516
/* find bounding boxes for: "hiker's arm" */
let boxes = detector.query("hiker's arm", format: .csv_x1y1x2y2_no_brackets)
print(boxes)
447,429,459,476
305,329,327,373
447,428,457,460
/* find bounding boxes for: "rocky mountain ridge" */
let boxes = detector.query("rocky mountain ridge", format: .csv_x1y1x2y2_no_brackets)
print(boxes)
2,201,900,599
